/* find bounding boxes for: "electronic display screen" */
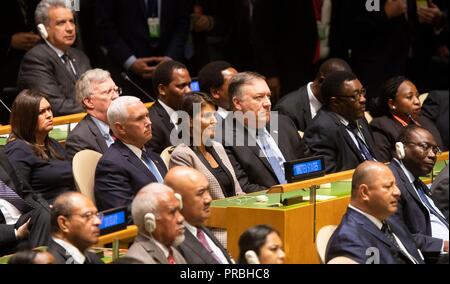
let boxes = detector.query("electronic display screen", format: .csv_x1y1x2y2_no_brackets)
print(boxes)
293,160,323,176
100,211,126,230
190,80,200,92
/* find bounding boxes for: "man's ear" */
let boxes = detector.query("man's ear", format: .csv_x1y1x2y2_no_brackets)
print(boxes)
232,97,242,111
158,84,166,98
115,122,126,136
359,184,370,202
82,96,94,110
211,88,220,100
57,215,70,234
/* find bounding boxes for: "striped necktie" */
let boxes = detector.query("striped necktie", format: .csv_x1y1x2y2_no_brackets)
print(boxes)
0,179,33,213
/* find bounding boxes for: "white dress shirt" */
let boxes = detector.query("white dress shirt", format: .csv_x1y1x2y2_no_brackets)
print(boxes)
307,82,322,119
53,237,86,264
159,99,179,130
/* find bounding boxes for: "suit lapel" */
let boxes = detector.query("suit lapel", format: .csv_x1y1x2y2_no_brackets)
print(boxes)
116,141,157,180
299,87,313,128
391,161,424,205
357,118,378,158
348,209,392,248
85,116,109,153
42,43,76,83
335,117,365,161
183,229,218,264
200,225,231,263
155,101,175,132
146,150,167,177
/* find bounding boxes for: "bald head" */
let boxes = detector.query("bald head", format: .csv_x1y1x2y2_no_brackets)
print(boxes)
351,161,387,198
165,167,212,226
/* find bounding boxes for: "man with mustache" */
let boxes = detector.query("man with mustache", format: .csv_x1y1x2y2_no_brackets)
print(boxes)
165,167,232,264
304,71,380,173
389,126,449,262
326,161,424,264
126,183,186,264
17,0,91,116
48,192,103,264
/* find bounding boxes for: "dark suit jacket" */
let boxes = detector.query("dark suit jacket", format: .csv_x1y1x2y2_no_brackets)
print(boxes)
273,85,314,132
431,165,449,222
422,90,449,151
17,42,90,116
4,139,75,203
48,239,104,264
94,140,167,211
147,101,176,154
304,108,380,174
65,115,109,160
126,234,186,264
252,0,318,95
223,114,306,193
326,207,424,264
96,0,190,66
177,225,232,264
370,115,444,163
388,160,444,253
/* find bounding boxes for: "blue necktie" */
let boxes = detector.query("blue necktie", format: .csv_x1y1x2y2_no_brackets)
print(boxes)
141,152,164,183
348,121,375,161
0,179,33,213
414,179,449,228
257,132,287,184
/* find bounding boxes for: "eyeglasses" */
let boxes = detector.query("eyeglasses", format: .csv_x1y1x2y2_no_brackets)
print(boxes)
98,87,122,97
406,142,442,155
66,211,103,222
336,88,366,101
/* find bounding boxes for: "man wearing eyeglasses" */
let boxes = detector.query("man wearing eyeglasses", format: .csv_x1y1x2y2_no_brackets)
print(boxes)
304,71,380,174
388,125,449,263
65,69,121,160
48,192,104,264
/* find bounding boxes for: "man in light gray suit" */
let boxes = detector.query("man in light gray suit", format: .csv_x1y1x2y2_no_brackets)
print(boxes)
126,183,187,264
65,69,120,160
17,0,91,116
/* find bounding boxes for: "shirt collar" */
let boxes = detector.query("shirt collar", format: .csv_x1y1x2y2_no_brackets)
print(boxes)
393,158,416,183
184,221,198,238
52,237,86,264
152,237,171,259
45,40,65,58
348,204,383,230
90,116,110,137
307,82,322,110
158,99,179,125
335,113,350,127
217,107,229,119
124,143,143,159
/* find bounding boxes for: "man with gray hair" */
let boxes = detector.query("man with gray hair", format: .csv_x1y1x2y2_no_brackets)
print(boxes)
222,72,306,193
17,0,91,116
95,96,167,213
65,69,121,160
126,183,186,264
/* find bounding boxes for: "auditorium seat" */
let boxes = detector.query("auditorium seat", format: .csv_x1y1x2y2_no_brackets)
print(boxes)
73,150,102,203
316,225,337,264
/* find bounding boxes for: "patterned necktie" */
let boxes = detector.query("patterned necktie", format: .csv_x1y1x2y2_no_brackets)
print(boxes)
381,221,418,264
61,53,77,79
167,248,176,264
197,228,222,264
347,121,375,161
257,132,287,184
141,152,164,183
414,179,449,228
0,179,33,213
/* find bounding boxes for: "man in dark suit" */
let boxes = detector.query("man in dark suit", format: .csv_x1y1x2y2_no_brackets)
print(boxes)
65,69,120,160
126,183,186,264
304,71,380,174
1,150,51,256
252,0,318,101
431,165,449,222
147,60,192,154
17,0,91,116
95,96,167,212
223,72,306,193
326,161,424,264
422,90,449,151
166,167,232,264
274,58,352,132
96,0,190,97
48,192,103,264
389,126,448,259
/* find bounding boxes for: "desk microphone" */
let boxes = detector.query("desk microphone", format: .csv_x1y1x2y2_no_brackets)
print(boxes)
121,72,155,102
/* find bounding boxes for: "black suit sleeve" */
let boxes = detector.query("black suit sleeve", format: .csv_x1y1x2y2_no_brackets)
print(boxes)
0,224,17,249
304,125,338,174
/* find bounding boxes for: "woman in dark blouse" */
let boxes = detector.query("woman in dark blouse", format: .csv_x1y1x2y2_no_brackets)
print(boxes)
370,76,443,162
4,90,75,202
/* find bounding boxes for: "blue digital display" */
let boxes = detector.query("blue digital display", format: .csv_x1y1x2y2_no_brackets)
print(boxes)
100,211,126,230
293,160,323,176
190,80,200,92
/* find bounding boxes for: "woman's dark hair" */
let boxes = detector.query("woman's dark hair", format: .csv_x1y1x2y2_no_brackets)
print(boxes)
237,225,280,264
372,76,410,118
8,250,39,264
8,89,63,161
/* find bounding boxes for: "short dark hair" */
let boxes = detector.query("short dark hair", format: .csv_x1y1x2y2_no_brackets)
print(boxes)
317,58,352,82
198,61,232,95
237,225,280,264
152,60,187,95
321,71,358,105
396,125,426,144
180,92,217,119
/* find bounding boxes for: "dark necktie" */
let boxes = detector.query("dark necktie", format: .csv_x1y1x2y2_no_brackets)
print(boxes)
381,221,418,264
61,53,77,79
414,179,449,228
0,179,33,213
167,248,176,264
347,121,375,161
197,228,222,264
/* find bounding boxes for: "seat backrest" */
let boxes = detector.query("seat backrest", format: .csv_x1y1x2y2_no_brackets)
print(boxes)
316,225,337,264
160,146,176,168
72,150,102,203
